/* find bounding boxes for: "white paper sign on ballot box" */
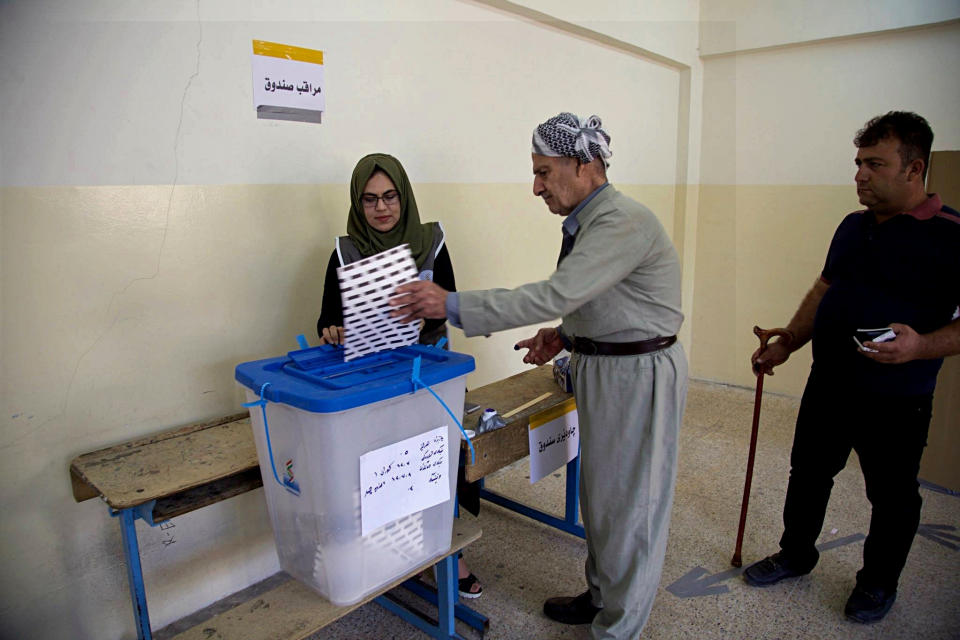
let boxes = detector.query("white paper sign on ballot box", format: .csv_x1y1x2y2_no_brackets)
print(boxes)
359,426,450,536
528,398,579,484
251,40,324,124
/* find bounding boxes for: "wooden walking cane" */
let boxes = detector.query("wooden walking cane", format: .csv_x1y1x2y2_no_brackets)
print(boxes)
731,325,794,568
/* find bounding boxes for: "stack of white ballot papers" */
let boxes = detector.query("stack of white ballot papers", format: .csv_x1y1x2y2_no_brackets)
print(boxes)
337,244,420,361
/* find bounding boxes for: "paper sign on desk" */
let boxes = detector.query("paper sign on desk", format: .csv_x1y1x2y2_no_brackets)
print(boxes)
528,398,579,484
359,426,450,536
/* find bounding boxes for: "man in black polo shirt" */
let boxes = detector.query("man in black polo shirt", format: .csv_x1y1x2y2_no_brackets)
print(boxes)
743,111,960,623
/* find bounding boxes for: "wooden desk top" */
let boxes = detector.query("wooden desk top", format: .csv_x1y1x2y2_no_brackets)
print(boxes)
459,365,572,483
70,365,572,518
70,412,258,518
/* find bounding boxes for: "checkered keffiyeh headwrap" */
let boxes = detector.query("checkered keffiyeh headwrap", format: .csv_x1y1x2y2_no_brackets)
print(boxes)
532,112,612,166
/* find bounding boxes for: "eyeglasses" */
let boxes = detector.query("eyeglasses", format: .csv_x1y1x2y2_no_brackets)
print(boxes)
361,190,400,207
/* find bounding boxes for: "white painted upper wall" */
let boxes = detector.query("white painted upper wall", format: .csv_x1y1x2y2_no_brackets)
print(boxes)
700,22,960,186
701,0,960,55
1,0,685,187
508,0,701,66
33,0,509,22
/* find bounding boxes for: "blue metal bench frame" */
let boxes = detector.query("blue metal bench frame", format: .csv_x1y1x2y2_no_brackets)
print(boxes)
478,455,586,539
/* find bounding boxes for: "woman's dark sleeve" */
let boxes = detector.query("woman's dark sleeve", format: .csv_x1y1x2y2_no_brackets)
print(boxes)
432,244,456,293
317,250,344,340
423,244,456,334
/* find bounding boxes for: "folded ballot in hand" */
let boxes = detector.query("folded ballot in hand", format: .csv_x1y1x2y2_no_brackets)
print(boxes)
853,327,895,353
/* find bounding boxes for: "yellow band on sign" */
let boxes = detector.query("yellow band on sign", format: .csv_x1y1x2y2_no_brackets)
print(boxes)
529,397,577,430
252,40,323,65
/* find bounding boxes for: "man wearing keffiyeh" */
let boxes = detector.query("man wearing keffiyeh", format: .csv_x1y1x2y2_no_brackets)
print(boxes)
391,112,688,640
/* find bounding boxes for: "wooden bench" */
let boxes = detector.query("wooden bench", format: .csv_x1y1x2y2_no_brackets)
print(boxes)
70,365,576,640
159,520,481,640
454,365,583,538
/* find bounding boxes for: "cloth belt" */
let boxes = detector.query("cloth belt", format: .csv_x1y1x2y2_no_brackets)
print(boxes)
571,335,676,356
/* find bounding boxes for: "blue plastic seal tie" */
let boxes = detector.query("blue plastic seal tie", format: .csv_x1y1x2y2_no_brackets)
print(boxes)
410,357,475,464
411,356,422,390
296,334,309,350
434,336,448,350
243,382,300,496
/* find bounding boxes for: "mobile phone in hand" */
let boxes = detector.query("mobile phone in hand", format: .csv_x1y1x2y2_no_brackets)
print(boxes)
853,327,895,352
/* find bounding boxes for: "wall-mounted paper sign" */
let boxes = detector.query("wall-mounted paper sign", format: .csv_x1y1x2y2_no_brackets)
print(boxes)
359,425,450,536
528,398,579,484
251,40,324,124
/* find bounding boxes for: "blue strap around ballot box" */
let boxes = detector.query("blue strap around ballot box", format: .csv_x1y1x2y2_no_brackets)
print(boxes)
410,346,476,465
243,382,301,496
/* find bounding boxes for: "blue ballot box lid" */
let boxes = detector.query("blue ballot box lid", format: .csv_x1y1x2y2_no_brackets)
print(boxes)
235,344,475,413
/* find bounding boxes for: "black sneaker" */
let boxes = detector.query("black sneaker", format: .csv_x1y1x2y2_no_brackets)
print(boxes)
743,552,810,587
845,584,896,623
543,590,602,625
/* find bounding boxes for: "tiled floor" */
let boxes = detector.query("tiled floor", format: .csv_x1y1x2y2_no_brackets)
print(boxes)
313,379,960,639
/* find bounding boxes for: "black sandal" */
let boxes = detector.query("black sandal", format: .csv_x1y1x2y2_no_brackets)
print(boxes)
458,572,483,599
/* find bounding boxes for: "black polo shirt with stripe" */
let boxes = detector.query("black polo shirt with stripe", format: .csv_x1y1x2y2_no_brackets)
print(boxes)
811,194,960,395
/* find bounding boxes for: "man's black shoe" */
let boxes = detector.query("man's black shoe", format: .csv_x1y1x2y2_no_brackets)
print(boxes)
543,590,601,625
742,552,810,587
845,584,896,623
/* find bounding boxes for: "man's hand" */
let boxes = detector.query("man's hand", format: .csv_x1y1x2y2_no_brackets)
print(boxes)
319,325,344,345
859,322,923,364
751,340,791,376
748,278,825,376
389,281,449,322
515,328,564,365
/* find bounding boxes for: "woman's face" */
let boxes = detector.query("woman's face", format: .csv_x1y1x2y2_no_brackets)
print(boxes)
361,171,401,233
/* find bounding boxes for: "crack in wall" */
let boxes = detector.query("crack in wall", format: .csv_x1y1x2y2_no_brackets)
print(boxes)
31,1,205,439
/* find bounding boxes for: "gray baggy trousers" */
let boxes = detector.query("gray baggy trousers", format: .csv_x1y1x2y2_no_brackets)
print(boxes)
571,342,688,640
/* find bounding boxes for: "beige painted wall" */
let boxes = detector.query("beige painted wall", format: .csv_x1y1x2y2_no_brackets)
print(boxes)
0,2,688,637
2,180,675,427
0,182,676,638
4,0,956,636
694,21,960,395
692,185,859,391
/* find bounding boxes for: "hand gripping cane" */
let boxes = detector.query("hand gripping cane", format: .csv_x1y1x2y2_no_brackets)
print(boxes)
731,325,794,568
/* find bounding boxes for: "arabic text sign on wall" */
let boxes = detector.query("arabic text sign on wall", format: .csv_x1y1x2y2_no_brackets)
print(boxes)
528,398,579,484
251,40,324,124
359,425,450,536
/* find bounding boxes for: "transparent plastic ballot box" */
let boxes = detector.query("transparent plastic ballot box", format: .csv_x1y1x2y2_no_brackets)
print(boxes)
235,343,474,605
